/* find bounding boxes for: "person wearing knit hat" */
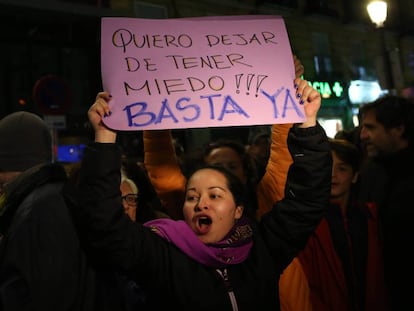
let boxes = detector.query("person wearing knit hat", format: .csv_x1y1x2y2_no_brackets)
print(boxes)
0,111,121,310
0,111,52,172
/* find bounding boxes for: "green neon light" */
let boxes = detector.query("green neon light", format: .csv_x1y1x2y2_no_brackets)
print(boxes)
307,80,344,98
332,82,344,97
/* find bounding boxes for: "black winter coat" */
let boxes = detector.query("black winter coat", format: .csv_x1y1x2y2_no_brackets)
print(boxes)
0,164,124,311
358,145,414,310
64,124,332,311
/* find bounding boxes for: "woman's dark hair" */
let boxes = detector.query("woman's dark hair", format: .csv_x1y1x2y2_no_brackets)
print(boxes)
201,139,259,220
186,164,247,207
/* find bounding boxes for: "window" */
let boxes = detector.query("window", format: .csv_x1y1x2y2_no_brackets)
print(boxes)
312,32,333,78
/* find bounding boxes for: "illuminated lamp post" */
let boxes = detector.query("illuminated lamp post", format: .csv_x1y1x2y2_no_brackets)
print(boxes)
366,1,395,94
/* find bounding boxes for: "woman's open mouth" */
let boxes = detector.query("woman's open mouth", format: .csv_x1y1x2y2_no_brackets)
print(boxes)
195,216,212,235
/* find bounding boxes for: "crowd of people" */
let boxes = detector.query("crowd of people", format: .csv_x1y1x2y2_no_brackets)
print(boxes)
0,54,413,311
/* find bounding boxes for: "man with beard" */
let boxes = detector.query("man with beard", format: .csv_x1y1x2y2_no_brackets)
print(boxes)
358,95,414,310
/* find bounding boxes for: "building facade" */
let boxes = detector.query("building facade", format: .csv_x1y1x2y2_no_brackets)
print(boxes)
0,0,413,150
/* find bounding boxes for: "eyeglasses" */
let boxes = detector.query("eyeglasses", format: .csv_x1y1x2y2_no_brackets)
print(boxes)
122,194,138,206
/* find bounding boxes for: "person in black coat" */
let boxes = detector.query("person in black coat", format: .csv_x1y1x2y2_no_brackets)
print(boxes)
358,95,414,311
0,111,122,311
63,77,332,311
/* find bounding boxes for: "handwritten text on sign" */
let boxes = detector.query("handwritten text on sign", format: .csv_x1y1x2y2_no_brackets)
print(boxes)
100,16,305,130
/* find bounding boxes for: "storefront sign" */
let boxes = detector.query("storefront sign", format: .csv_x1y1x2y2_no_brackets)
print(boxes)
308,80,345,99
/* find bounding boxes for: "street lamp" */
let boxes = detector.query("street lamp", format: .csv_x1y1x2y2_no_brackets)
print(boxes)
366,1,394,93
367,1,387,28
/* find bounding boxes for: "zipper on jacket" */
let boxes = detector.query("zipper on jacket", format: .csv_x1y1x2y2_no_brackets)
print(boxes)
216,268,239,311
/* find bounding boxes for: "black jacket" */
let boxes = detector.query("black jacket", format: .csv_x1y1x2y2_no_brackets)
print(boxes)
0,163,121,311
64,124,332,311
358,145,414,310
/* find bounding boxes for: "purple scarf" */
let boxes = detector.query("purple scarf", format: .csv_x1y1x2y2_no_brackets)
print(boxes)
144,217,253,268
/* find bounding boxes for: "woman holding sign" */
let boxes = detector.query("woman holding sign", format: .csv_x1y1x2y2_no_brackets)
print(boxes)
63,77,332,310
142,55,305,221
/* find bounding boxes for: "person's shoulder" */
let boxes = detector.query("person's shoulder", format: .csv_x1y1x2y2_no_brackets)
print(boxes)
153,210,171,219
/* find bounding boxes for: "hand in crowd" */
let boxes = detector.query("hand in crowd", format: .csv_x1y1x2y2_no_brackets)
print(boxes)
294,78,321,128
88,91,116,143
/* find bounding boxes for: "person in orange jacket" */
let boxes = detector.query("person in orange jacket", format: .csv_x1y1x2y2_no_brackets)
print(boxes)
280,139,389,311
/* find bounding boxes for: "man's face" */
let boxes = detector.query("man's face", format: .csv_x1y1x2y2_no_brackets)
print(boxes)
204,147,247,185
360,110,403,158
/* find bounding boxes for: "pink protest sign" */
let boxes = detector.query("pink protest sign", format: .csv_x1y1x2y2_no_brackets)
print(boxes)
100,15,305,131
